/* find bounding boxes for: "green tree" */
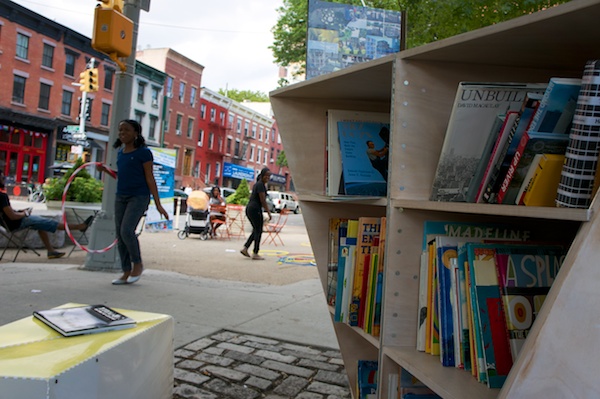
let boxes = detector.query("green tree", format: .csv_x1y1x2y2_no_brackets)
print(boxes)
271,0,570,81
218,89,268,102
276,151,288,168
227,179,251,205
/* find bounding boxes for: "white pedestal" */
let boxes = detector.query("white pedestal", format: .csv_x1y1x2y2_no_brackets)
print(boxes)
0,303,174,399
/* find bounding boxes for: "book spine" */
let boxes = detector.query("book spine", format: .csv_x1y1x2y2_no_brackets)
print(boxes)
496,132,531,204
526,80,556,134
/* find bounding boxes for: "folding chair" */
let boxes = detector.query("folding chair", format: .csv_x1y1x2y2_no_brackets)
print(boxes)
262,208,289,246
226,204,246,239
0,217,41,262
210,204,230,239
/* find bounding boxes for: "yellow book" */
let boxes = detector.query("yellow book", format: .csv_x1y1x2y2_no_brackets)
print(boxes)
523,154,565,207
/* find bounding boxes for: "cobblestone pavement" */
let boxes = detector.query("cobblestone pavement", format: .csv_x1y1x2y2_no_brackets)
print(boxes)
173,330,351,399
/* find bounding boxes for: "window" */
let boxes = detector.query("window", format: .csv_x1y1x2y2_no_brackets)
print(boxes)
208,132,214,149
12,75,26,104
237,118,242,134
190,87,197,107
61,90,73,116
205,164,211,184
216,162,221,177
193,161,200,178
165,110,171,131
226,138,232,154
134,110,144,124
149,116,157,140
250,145,255,161
104,68,114,90
228,113,234,128
259,126,264,141
263,151,268,165
101,103,111,126
178,82,185,102
234,139,240,157
176,114,183,134
137,81,146,102
151,87,160,107
187,118,194,138
16,33,29,60
257,147,262,163
166,76,173,98
42,43,54,69
200,103,206,119
210,108,216,122
65,52,76,76
244,121,249,136
198,129,204,147
252,123,257,138
220,111,225,124
38,83,51,110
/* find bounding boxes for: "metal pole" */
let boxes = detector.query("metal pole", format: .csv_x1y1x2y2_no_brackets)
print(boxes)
84,0,144,270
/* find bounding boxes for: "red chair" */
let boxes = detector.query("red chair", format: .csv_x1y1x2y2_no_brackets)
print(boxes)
262,209,289,246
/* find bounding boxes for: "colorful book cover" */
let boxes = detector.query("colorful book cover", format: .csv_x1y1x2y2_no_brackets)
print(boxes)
337,120,390,196
327,218,346,307
523,154,565,207
333,219,349,321
494,244,566,361
371,217,386,337
482,92,544,203
514,153,544,205
467,244,512,389
430,251,440,357
363,236,379,334
357,360,378,399
338,219,359,323
434,236,458,367
527,77,581,135
430,82,546,202
497,131,569,204
422,221,532,250
457,243,472,372
349,217,381,327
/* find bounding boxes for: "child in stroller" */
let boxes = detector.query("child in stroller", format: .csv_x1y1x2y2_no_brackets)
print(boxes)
177,190,212,240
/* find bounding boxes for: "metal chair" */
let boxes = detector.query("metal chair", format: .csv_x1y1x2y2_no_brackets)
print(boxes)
226,204,246,239
0,217,41,262
210,204,231,239
262,208,290,246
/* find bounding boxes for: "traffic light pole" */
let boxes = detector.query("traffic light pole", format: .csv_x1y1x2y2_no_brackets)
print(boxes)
84,0,147,270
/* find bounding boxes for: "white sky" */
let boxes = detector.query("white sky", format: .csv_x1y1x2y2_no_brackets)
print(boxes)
10,0,283,94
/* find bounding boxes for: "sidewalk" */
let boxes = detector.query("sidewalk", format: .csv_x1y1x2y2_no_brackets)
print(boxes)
0,200,348,398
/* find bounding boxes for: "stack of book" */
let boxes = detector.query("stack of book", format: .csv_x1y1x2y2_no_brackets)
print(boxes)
416,220,566,389
327,216,386,336
430,63,600,207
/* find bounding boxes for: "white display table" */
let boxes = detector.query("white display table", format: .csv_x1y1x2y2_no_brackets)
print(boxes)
0,303,173,399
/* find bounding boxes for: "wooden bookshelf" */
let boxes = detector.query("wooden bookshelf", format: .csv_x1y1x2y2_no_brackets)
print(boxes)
271,1,600,397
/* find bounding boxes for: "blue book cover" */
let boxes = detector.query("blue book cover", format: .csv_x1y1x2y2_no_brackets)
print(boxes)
333,220,348,321
527,77,581,135
337,120,390,196
357,360,378,399
435,236,458,367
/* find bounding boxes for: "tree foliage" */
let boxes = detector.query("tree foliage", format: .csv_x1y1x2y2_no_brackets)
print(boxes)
218,89,269,102
276,150,288,168
271,0,570,81
227,179,251,205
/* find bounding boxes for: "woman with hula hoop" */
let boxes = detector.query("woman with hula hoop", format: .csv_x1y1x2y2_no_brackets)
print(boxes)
97,119,169,285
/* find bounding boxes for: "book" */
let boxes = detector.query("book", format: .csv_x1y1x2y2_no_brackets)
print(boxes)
523,154,565,206
556,60,600,208
33,304,136,337
357,360,378,399
350,217,381,326
327,218,347,307
474,111,519,203
481,92,544,203
362,235,379,332
434,236,459,367
371,216,386,337
333,219,349,321
336,219,359,323
496,131,569,204
430,82,546,202
326,110,390,196
526,77,581,135
335,117,390,197
494,245,566,361
514,153,544,205
416,250,429,351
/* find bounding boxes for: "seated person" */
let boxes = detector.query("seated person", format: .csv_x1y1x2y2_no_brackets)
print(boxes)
208,186,226,237
0,176,92,259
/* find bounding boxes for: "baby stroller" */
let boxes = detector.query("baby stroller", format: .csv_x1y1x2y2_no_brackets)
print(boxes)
177,190,212,240
177,209,212,240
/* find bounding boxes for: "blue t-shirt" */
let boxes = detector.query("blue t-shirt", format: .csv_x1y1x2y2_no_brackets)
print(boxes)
116,146,153,196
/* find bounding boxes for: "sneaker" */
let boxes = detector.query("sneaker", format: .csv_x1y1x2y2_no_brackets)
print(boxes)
82,216,94,232
48,251,65,259
240,248,250,258
252,254,265,260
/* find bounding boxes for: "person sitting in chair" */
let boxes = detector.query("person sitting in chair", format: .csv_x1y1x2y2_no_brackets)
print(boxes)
0,175,92,259
208,186,226,237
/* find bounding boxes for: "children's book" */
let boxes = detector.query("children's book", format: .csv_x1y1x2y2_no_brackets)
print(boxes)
514,153,544,205
430,82,546,202
337,118,390,197
371,217,386,337
357,360,378,399
336,219,359,323
523,154,565,206
434,236,459,367
33,304,136,337
362,236,379,332
327,110,390,196
494,244,566,361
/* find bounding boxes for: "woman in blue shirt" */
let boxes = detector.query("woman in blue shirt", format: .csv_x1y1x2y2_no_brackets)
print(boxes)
98,120,168,285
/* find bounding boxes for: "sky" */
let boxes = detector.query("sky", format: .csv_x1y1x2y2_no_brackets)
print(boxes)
10,0,284,94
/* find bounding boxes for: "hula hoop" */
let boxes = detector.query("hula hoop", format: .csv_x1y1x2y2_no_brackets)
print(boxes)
62,161,118,253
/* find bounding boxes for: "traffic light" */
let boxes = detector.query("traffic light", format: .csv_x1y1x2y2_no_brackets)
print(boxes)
79,68,99,92
97,0,124,13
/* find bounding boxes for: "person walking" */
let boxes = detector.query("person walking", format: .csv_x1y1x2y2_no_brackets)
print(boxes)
97,119,168,285
241,167,272,260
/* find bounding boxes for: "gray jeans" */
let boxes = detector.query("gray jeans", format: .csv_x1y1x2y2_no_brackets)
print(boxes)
115,194,150,272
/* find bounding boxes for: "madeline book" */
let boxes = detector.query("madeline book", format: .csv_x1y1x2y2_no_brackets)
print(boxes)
430,82,546,202
337,120,390,197
33,304,136,337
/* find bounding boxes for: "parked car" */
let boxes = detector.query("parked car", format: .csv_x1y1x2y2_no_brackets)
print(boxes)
265,193,276,213
267,191,300,213
173,188,188,213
